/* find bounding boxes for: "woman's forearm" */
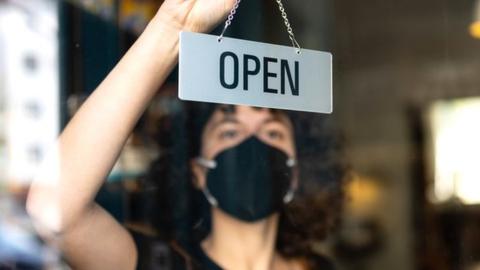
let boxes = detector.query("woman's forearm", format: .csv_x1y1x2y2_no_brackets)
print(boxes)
27,16,181,233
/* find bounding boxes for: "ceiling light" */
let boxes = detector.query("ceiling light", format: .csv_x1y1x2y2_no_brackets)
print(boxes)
470,0,480,39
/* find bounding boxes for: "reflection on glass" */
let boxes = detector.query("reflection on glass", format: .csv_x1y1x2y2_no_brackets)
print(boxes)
0,2,63,268
0,0,60,185
429,97,480,204
470,0,480,39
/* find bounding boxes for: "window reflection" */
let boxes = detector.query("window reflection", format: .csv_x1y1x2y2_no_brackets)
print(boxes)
428,97,480,205
1,0,480,269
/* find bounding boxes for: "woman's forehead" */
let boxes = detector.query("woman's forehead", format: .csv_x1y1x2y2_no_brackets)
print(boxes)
207,105,292,128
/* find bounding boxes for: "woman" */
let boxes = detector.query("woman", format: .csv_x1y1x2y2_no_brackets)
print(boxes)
26,0,344,269
139,103,345,269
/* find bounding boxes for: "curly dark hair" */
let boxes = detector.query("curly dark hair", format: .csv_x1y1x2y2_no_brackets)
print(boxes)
143,101,347,267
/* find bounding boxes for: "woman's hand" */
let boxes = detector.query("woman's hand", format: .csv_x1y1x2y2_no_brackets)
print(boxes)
155,0,236,33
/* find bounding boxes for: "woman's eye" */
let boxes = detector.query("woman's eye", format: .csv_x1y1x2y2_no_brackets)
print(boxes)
267,130,284,140
219,130,238,139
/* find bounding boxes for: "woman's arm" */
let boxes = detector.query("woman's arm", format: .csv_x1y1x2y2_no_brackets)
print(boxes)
26,1,234,269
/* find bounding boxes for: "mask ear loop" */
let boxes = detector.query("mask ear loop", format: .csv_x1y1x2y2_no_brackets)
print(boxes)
283,188,295,204
195,157,217,169
202,186,219,207
195,157,219,207
283,158,298,204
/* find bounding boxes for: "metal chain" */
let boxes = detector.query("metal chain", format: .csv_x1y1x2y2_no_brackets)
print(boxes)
217,0,302,54
275,0,301,53
218,0,242,42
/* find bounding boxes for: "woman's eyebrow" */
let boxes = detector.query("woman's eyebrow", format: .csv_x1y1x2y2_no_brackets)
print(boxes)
261,117,290,129
209,116,240,131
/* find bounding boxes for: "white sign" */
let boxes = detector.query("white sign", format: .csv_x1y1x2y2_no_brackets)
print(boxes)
178,32,332,113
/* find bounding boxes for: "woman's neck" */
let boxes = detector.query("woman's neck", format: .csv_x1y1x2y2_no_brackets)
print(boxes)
202,209,279,270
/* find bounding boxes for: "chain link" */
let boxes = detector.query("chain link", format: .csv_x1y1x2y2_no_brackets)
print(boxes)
217,0,302,53
275,0,301,53
218,0,242,42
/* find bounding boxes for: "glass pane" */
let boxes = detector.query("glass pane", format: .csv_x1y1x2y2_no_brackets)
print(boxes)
1,0,480,270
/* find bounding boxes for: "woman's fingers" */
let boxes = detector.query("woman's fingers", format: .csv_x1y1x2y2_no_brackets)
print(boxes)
164,0,194,4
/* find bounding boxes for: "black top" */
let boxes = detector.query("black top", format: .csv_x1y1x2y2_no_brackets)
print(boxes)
131,230,335,270
190,243,223,270
132,230,221,270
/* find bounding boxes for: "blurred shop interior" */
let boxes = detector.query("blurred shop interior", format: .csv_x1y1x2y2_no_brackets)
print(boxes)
1,0,480,269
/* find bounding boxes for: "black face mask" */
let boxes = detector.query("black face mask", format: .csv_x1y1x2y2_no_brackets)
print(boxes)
196,137,296,222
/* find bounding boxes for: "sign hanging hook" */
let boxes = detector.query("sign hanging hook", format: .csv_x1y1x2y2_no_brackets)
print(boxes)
217,0,302,54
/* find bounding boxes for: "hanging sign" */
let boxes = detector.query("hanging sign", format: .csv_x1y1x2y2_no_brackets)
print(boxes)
178,0,333,113
178,32,332,113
